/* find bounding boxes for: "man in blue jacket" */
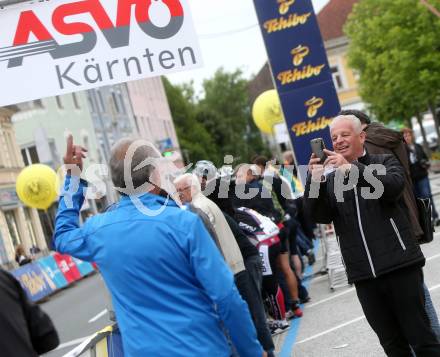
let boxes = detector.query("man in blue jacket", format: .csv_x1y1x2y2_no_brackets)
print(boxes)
54,136,264,357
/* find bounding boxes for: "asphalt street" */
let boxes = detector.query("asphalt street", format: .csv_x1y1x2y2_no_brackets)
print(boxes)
41,273,113,357
38,174,440,357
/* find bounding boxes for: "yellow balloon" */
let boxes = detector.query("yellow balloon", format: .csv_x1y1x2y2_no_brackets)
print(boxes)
252,90,284,134
16,164,59,210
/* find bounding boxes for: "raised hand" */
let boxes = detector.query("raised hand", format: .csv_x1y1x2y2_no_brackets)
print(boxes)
308,153,324,181
63,134,88,173
323,149,349,169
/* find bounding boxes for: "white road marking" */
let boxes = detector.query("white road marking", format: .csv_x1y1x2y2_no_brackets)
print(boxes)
429,283,440,292
55,337,88,350
296,316,366,345
306,288,356,309
297,283,440,345
427,253,440,262
306,250,440,308
88,309,108,323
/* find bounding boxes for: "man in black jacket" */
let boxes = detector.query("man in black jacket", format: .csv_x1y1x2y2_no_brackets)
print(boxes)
305,114,440,356
402,127,439,223
340,110,440,343
0,269,59,357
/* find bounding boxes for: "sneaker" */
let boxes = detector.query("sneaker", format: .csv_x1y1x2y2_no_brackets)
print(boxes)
269,319,290,335
300,296,311,304
286,306,303,320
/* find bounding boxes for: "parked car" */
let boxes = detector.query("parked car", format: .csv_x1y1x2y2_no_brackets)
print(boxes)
413,119,439,151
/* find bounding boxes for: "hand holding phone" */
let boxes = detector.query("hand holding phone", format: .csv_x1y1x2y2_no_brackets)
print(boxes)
310,138,328,164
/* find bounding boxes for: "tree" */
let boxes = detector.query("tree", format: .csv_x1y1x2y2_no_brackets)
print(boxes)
345,0,440,148
162,77,220,164
197,68,269,163
164,69,269,166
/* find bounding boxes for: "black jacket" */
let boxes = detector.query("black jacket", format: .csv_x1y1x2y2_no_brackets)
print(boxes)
304,152,425,283
365,123,424,239
408,143,430,182
224,213,259,259
234,179,282,223
0,269,59,357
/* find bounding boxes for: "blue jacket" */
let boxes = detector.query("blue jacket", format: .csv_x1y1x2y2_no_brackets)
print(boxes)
54,176,262,357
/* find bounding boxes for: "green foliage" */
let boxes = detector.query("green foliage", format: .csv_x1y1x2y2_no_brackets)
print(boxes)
163,69,268,165
162,77,219,164
345,0,440,123
197,68,268,162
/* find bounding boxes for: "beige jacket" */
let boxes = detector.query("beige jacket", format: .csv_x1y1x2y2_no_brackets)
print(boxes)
192,193,245,274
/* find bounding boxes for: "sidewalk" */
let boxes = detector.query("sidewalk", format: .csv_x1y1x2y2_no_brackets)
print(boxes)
274,232,440,356
430,172,440,196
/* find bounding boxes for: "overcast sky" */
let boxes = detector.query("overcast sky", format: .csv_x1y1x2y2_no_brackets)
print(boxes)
168,0,330,93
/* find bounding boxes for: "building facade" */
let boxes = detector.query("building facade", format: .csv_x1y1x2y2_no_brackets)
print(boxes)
0,107,47,268
86,84,137,164
12,92,105,239
13,93,100,168
126,77,180,153
317,0,363,110
13,76,181,221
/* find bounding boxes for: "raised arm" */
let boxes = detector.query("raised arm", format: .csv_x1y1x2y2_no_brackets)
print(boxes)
53,135,92,261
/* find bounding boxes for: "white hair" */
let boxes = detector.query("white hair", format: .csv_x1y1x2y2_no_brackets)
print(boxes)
173,173,201,193
330,115,363,134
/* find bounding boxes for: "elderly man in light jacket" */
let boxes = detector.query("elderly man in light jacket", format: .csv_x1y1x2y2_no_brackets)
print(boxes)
174,173,245,274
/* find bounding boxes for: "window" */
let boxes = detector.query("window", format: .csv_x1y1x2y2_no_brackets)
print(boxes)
29,146,40,164
111,92,120,113
72,93,80,109
4,210,20,247
21,146,40,165
331,66,345,90
21,148,29,166
56,96,64,109
87,93,96,113
24,208,37,246
0,237,8,265
4,131,20,167
97,91,106,112
118,93,127,113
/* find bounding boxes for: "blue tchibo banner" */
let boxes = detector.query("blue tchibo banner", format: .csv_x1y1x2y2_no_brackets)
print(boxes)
253,0,341,169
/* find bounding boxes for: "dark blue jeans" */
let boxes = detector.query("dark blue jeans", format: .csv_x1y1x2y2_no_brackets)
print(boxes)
414,176,438,219
241,255,275,355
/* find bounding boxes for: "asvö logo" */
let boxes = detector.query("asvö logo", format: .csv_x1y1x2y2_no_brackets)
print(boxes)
3,0,184,68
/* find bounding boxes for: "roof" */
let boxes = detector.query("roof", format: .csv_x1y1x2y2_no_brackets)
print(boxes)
317,0,359,42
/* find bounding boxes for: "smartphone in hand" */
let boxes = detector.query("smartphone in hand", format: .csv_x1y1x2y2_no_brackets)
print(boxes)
310,138,327,164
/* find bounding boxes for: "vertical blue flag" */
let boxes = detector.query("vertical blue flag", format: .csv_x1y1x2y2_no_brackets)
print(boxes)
253,0,341,171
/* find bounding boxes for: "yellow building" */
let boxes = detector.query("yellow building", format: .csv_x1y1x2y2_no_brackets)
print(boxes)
317,0,364,110
0,107,47,268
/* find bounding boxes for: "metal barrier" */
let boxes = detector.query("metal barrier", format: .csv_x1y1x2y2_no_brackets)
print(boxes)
63,325,124,357
322,225,349,291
